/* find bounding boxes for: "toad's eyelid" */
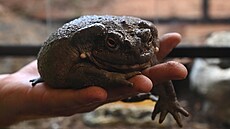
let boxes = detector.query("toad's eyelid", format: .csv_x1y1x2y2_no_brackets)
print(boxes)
108,31,124,41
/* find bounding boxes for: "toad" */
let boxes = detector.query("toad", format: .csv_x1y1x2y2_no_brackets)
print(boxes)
30,15,189,127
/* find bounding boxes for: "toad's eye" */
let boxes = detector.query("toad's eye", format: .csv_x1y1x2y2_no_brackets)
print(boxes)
106,38,119,50
147,35,153,43
146,35,153,47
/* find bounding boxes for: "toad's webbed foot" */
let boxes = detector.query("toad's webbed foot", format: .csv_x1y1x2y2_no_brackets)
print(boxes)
122,93,158,102
29,77,44,86
151,98,189,127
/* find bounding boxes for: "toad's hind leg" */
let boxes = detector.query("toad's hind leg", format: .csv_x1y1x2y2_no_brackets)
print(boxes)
122,92,158,102
30,77,44,86
152,81,189,127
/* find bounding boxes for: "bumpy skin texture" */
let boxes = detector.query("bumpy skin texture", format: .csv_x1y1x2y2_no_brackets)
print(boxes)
31,15,189,127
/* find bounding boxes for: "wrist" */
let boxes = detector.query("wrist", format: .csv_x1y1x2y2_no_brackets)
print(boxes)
0,74,23,127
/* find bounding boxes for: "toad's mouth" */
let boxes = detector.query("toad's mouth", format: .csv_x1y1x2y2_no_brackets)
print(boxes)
88,54,152,73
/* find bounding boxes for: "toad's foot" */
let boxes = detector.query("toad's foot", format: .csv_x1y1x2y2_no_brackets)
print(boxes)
151,99,189,127
122,92,158,102
29,77,44,86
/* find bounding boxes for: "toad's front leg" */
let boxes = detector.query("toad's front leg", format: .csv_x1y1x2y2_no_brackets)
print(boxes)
152,81,189,127
65,63,141,89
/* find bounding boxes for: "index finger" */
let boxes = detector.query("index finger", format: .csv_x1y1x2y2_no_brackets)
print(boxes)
157,33,181,60
142,61,188,84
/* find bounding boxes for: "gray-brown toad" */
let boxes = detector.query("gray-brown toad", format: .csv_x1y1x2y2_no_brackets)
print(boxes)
30,15,189,127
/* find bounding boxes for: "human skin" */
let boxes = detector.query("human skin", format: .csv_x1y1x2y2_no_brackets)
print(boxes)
0,33,187,127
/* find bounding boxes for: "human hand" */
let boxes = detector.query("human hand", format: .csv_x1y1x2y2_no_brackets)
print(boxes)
0,33,187,127
142,33,187,84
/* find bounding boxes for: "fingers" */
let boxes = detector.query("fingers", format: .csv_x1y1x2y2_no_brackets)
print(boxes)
46,86,107,106
30,73,156,113
27,85,107,115
128,75,153,93
157,33,181,60
29,75,152,116
104,75,153,103
142,61,187,83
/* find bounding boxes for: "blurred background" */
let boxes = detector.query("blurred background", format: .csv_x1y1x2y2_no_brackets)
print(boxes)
0,0,230,129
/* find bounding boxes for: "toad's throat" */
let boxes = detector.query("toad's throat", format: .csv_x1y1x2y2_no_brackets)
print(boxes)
89,55,152,72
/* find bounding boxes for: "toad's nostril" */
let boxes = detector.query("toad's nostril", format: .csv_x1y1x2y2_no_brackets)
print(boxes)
136,29,152,43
